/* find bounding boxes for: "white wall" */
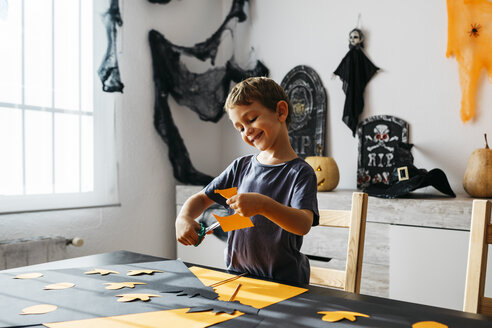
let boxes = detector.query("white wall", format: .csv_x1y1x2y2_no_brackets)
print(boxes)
224,0,492,193
1,1,490,265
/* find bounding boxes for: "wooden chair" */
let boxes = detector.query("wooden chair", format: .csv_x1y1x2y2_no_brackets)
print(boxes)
463,199,492,315
309,192,368,293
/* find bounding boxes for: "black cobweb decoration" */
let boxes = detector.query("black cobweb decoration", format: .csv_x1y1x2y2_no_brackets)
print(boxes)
148,0,269,185
98,0,124,93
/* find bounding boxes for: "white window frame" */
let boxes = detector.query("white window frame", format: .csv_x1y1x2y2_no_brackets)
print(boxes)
0,0,119,214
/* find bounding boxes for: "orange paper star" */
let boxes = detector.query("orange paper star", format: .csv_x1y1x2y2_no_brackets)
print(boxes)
318,310,370,322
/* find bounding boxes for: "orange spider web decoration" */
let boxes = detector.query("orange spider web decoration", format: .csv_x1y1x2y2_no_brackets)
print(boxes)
446,0,492,122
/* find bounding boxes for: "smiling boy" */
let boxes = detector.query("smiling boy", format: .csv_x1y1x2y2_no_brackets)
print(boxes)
175,77,319,284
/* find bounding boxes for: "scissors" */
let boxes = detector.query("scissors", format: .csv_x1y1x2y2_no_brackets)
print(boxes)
194,221,221,247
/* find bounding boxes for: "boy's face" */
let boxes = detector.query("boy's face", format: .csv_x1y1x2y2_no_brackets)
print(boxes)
228,100,287,151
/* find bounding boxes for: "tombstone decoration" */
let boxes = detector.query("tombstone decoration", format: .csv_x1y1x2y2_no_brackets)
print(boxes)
281,65,327,158
357,115,408,189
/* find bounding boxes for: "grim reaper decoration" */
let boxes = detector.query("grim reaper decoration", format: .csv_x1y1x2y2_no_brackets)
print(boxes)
98,0,124,93
149,0,269,185
334,28,379,136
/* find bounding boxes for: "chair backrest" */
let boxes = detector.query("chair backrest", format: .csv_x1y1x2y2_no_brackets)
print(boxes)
463,199,492,315
309,192,368,293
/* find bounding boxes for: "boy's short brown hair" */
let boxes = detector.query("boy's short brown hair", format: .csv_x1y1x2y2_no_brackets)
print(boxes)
225,77,292,126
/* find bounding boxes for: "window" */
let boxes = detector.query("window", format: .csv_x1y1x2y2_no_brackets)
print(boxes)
0,0,118,213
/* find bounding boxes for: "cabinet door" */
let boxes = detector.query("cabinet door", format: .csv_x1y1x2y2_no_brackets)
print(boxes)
389,225,492,310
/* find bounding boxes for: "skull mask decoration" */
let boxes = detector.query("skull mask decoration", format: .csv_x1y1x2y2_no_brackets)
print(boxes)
349,28,364,49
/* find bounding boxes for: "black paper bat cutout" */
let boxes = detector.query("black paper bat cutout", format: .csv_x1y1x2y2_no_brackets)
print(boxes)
160,286,219,300
98,0,124,93
187,299,259,315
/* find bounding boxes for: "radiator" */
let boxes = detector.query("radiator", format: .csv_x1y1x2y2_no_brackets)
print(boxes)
0,236,82,270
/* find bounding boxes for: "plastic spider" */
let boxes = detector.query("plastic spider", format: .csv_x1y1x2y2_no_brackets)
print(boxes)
469,23,481,37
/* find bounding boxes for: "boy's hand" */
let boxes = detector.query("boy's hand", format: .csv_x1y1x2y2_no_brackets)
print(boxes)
175,216,201,246
226,193,265,217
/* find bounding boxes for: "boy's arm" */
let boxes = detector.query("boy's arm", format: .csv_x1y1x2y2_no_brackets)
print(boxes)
176,191,215,246
226,193,313,235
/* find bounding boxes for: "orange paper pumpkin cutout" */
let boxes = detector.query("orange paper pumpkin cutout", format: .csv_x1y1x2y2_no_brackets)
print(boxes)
104,282,147,290
116,293,162,302
412,321,448,328
84,268,119,276
447,0,492,122
318,311,370,322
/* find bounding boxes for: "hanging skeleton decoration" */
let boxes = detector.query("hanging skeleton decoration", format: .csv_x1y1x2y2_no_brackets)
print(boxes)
98,0,124,93
334,28,379,136
149,0,269,185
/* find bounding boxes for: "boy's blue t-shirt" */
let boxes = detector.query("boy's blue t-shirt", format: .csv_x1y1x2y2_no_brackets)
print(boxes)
204,154,319,285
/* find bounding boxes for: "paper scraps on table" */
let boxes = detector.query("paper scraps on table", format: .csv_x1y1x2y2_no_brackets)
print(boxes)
44,283,75,290
104,282,147,290
189,266,308,309
228,283,241,302
412,321,448,328
160,286,218,300
127,269,163,276
212,188,255,232
14,272,43,279
318,311,370,322
84,268,119,276
44,308,241,328
115,293,162,303
20,304,58,315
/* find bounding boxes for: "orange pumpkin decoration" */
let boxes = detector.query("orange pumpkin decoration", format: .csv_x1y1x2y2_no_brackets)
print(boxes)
305,156,340,191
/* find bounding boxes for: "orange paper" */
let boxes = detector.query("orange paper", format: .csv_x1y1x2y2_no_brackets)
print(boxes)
318,311,370,322
412,321,448,328
212,213,254,232
214,187,237,199
43,308,240,328
447,0,492,122
189,266,307,309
